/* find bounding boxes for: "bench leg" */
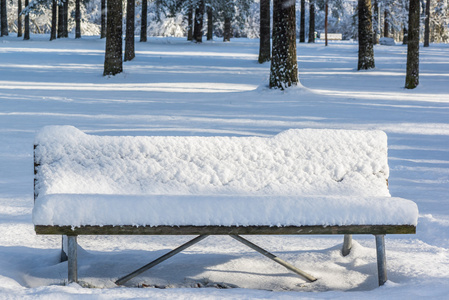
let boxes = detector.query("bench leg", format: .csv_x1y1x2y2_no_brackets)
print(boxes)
230,235,317,282
342,234,352,256
375,234,387,286
67,235,78,283
116,235,209,286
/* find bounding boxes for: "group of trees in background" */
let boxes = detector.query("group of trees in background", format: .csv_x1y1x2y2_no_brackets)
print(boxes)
1,0,447,89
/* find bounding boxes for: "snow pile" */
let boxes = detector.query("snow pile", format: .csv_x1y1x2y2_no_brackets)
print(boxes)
33,126,418,227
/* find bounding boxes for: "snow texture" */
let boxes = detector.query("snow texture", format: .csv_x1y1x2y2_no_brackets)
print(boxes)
33,126,418,227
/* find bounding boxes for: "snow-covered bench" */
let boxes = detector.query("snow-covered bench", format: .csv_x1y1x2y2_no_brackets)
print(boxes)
33,126,418,287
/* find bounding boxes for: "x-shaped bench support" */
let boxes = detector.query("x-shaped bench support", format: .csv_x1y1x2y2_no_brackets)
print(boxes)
115,235,317,285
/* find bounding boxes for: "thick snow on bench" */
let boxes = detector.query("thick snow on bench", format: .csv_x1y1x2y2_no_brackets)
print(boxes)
33,126,418,227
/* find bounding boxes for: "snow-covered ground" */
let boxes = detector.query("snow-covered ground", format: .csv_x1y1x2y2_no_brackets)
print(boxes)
0,34,448,299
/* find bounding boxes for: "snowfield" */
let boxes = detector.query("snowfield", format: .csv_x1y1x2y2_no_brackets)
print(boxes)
0,34,448,299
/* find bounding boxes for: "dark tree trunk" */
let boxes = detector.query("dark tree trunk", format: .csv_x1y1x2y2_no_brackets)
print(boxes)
424,0,430,47
207,5,213,40
269,0,298,89
58,2,63,38
384,9,389,37
358,0,375,70
1,0,8,36
50,0,57,40
405,0,419,89
75,0,81,38
101,0,106,39
187,5,193,41
140,0,147,42
24,0,29,40
223,16,231,42
103,0,123,76
18,0,23,37
403,26,408,44
125,0,135,61
63,0,68,37
308,1,315,43
258,0,271,63
324,2,328,46
193,0,204,43
372,0,379,44
299,0,305,42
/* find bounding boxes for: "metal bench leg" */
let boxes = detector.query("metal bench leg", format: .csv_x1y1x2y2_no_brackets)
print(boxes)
230,235,317,282
342,234,352,256
375,234,387,286
67,235,78,283
116,235,209,285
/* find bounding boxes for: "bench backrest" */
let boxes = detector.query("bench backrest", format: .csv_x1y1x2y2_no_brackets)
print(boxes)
34,126,390,198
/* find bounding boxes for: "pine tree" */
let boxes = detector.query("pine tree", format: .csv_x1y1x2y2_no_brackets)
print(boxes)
125,0,135,61
101,0,106,39
405,0,419,89
357,0,375,70
50,0,57,40
424,0,430,47
104,0,123,76
308,0,315,43
269,0,298,89
17,0,23,37
258,0,270,63
75,0,81,38
299,0,305,42
207,5,213,40
194,0,204,42
24,0,29,40
1,0,8,36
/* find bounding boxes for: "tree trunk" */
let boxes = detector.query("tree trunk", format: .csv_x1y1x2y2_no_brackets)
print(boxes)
1,0,8,36
384,9,389,38
103,0,123,76
269,0,298,89
258,0,271,63
357,0,375,70
58,2,63,38
75,0,81,39
405,0,419,89
299,0,305,42
325,2,328,46
424,0,430,47
207,5,213,40
140,0,147,42
223,16,231,42
187,2,193,41
308,1,315,43
372,0,379,44
403,26,408,45
50,0,57,40
101,0,106,39
125,0,135,61
63,0,69,37
24,0,29,40
193,0,204,43
18,0,23,37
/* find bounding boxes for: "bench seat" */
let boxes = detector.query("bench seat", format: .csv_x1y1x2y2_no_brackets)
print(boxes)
34,194,418,228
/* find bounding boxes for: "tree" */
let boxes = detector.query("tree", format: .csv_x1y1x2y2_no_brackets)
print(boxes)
207,5,213,40
101,0,106,39
308,0,315,43
50,0,57,40
104,0,123,76
299,0,305,42
125,0,135,61
18,0,23,37
24,0,29,40
269,0,298,89
424,0,430,47
258,0,270,62
223,14,231,42
57,2,63,38
357,0,375,70
324,1,328,46
75,0,81,38
193,0,204,42
1,0,8,36
405,0,419,89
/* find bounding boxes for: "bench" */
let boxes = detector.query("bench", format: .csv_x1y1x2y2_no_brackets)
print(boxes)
33,126,418,287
